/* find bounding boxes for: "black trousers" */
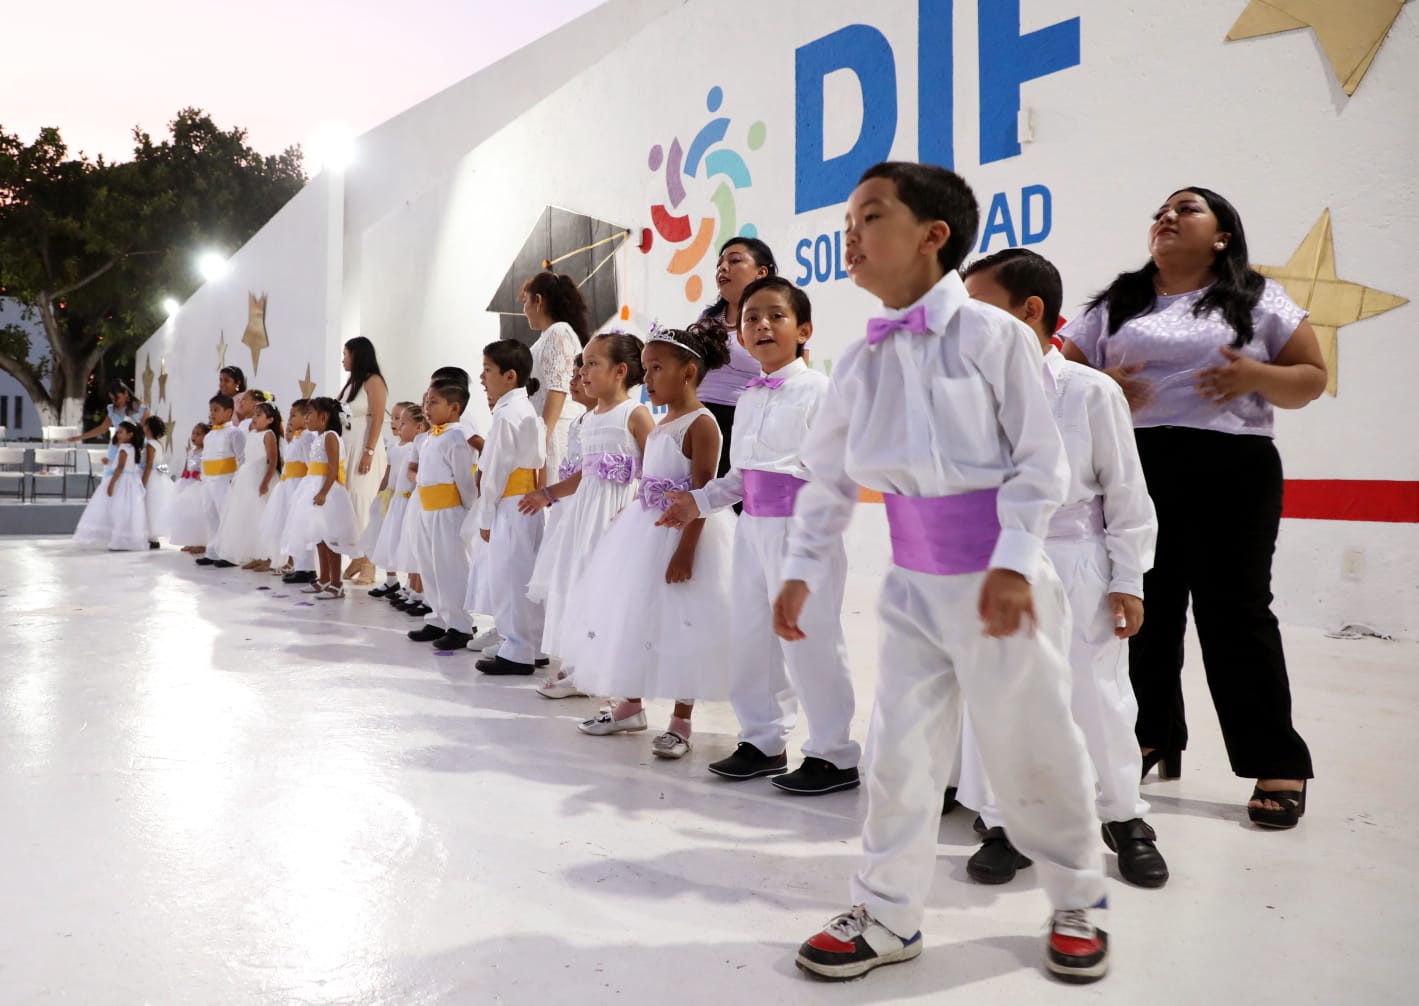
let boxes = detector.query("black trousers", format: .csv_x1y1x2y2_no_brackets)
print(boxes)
704,401,742,515
1129,426,1313,780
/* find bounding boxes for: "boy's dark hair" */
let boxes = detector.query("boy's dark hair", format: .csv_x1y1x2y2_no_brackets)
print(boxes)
483,340,541,397
429,380,471,411
589,332,647,388
143,415,167,440
649,320,731,385
431,366,470,388
209,393,235,411
289,398,310,414
859,162,980,274
739,276,813,358
963,248,1063,334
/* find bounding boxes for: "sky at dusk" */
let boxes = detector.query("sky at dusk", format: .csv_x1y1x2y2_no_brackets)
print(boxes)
3,0,607,162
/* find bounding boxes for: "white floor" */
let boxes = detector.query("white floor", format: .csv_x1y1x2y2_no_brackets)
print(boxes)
1,536,1414,1005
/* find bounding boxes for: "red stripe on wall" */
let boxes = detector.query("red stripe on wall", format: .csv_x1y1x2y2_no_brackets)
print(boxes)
1281,480,1419,523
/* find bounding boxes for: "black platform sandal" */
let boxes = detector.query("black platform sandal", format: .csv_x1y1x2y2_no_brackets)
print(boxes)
1247,783,1306,829
1140,749,1182,782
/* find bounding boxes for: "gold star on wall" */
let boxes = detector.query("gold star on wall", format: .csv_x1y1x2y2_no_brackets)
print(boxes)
298,363,317,399
216,330,228,369
140,354,155,404
243,292,270,374
165,407,175,453
158,357,169,403
1256,209,1408,396
1226,0,1406,96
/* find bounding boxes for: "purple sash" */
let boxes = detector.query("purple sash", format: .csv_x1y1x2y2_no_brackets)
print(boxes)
742,469,807,518
1047,499,1105,542
883,487,1000,575
583,451,642,485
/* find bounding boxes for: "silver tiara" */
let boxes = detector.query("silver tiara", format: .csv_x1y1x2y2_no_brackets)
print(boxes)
646,321,702,358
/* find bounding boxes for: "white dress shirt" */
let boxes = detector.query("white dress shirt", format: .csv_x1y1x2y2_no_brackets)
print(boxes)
784,271,1069,590
416,425,476,510
476,388,547,532
1042,348,1157,597
690,357,826,514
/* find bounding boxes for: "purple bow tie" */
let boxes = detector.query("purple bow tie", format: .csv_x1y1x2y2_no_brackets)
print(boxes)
746,375,786,390
866,304,930,347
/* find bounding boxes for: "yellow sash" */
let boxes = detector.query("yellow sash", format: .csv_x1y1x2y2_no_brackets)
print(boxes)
419,482,462,510
307,460,348,485
202,457,237,476
501,467,537,499
281,461,308,481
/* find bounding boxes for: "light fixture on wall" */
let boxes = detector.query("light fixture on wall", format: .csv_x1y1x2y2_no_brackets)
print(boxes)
309,126,356,174
162,297,180,317
197,251,229,282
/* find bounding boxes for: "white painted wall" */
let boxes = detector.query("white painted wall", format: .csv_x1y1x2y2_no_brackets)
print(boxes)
138,0,1419,635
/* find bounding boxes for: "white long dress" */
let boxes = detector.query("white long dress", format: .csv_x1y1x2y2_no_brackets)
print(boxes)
529,322,585,483
342,382,387,543
74,444,148,551
258,431,310,563
560,408,734,700
371,440,416,571
283,431,360,555
166,449,208,547
212,427,278,563
143,441,175,541
527,399,645,656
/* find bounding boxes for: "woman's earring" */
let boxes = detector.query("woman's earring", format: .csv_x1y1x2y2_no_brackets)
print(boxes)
1214,242,1226,251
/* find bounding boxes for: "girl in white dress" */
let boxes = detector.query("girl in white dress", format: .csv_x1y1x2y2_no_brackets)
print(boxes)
392,415,434,617
563,321,736,760
522,335,654,696
140,416,174,549
362,402,409,595
370,403,424,596
259,400,310,573
283,396,359,598
73,421,149,551
168,424,210,552
212,401,283,570
521,271,591,483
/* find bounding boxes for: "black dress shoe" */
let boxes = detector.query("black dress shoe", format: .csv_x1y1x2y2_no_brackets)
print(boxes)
431,629,473,650
408,624,445,642
369,581,401,598
404,602,432,617
148,540,161,550
195,557,216,566
535,656,550,667
966,827,1033,884
771,757,860,795
1102,819,1170,887
707,742,788,780
212,559,237,568
283,570,317,584
942,785,959,815
476,654,535,675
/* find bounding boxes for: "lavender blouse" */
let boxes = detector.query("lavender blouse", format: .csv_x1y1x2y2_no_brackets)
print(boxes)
1062,279,1308,438
697,319,759,407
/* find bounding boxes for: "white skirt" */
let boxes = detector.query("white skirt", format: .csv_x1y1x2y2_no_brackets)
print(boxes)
560,501,734,700
358,493,387,559
283,477,360,555
212,465,272,563
74,473,148,551
257,474,303,562
167,479,208,547
371,492,411,571
144,471,175,540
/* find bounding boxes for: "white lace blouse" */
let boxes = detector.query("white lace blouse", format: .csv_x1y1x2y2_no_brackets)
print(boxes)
529,322,585,423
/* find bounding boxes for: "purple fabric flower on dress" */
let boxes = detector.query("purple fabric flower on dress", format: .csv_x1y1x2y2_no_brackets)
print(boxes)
593,453,640,485
639,475,691,512
558,459,582,481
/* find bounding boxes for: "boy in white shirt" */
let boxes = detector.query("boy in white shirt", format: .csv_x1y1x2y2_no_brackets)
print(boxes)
957,248,1165,888
195,394,242,568
778,162,1109,983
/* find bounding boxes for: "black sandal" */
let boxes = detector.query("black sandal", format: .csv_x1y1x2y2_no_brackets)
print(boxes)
1247,783,1307,829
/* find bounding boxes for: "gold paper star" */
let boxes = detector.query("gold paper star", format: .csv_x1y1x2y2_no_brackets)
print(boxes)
216,330,228,369
1226,0,1405,95
243,292,270,374
140,354,155,404
299,363,317,399
1256,209,1408,396
158,357,169,403
165,407,175,453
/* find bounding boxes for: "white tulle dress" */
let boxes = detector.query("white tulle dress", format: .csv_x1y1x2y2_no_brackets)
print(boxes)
143,441,175,542
166,449,208,547
371,440,416,571
73,444,149,551
258,430,310,564
560,408,734,700
283,430,360,555
527,399,645,657
212,427,279,563
395,432,431,575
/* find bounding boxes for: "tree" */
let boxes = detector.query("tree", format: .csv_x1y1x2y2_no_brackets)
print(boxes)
0,109,305,425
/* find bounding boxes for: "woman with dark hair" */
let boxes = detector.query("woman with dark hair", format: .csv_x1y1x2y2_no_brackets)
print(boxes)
339,335,389,584
218,366,249,422
1062,187,1327,829
521,272,592,481
697,237,776,479
71,379,151,468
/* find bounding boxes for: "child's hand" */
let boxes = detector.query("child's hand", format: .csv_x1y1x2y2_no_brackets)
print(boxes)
314,492,327,507
1103,363,1154,410
518,490,550,515
259,480,270,496
480,528,491,543
774,580,810,641
1109,592,1144,638
656,491,701,529
106,483,115,497
978,568,1035,638
665,545,695,584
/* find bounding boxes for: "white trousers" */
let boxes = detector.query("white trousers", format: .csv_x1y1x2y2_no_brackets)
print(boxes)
958,536,1148,827
201,475,233,547
851,563,1104,939
732,515,858,768
491,496,546,664
417,509,472,634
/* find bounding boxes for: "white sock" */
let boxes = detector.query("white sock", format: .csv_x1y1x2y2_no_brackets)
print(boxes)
384,574,398,586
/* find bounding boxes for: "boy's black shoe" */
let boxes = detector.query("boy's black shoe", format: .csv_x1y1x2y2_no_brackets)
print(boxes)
966,827,1033,884
195,557,216,566
707,742,788,780
283,569,317,584
212,559,237,568
476,654,535,675
369,581,401,598
1101,819,1169,888
404,602,432,617
408,625,444,642
148,541,161,550
772,757,861,795
942,785,959,815
431,629,473,650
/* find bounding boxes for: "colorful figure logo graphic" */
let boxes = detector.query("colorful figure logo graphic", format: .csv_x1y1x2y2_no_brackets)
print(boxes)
647,86,767,302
